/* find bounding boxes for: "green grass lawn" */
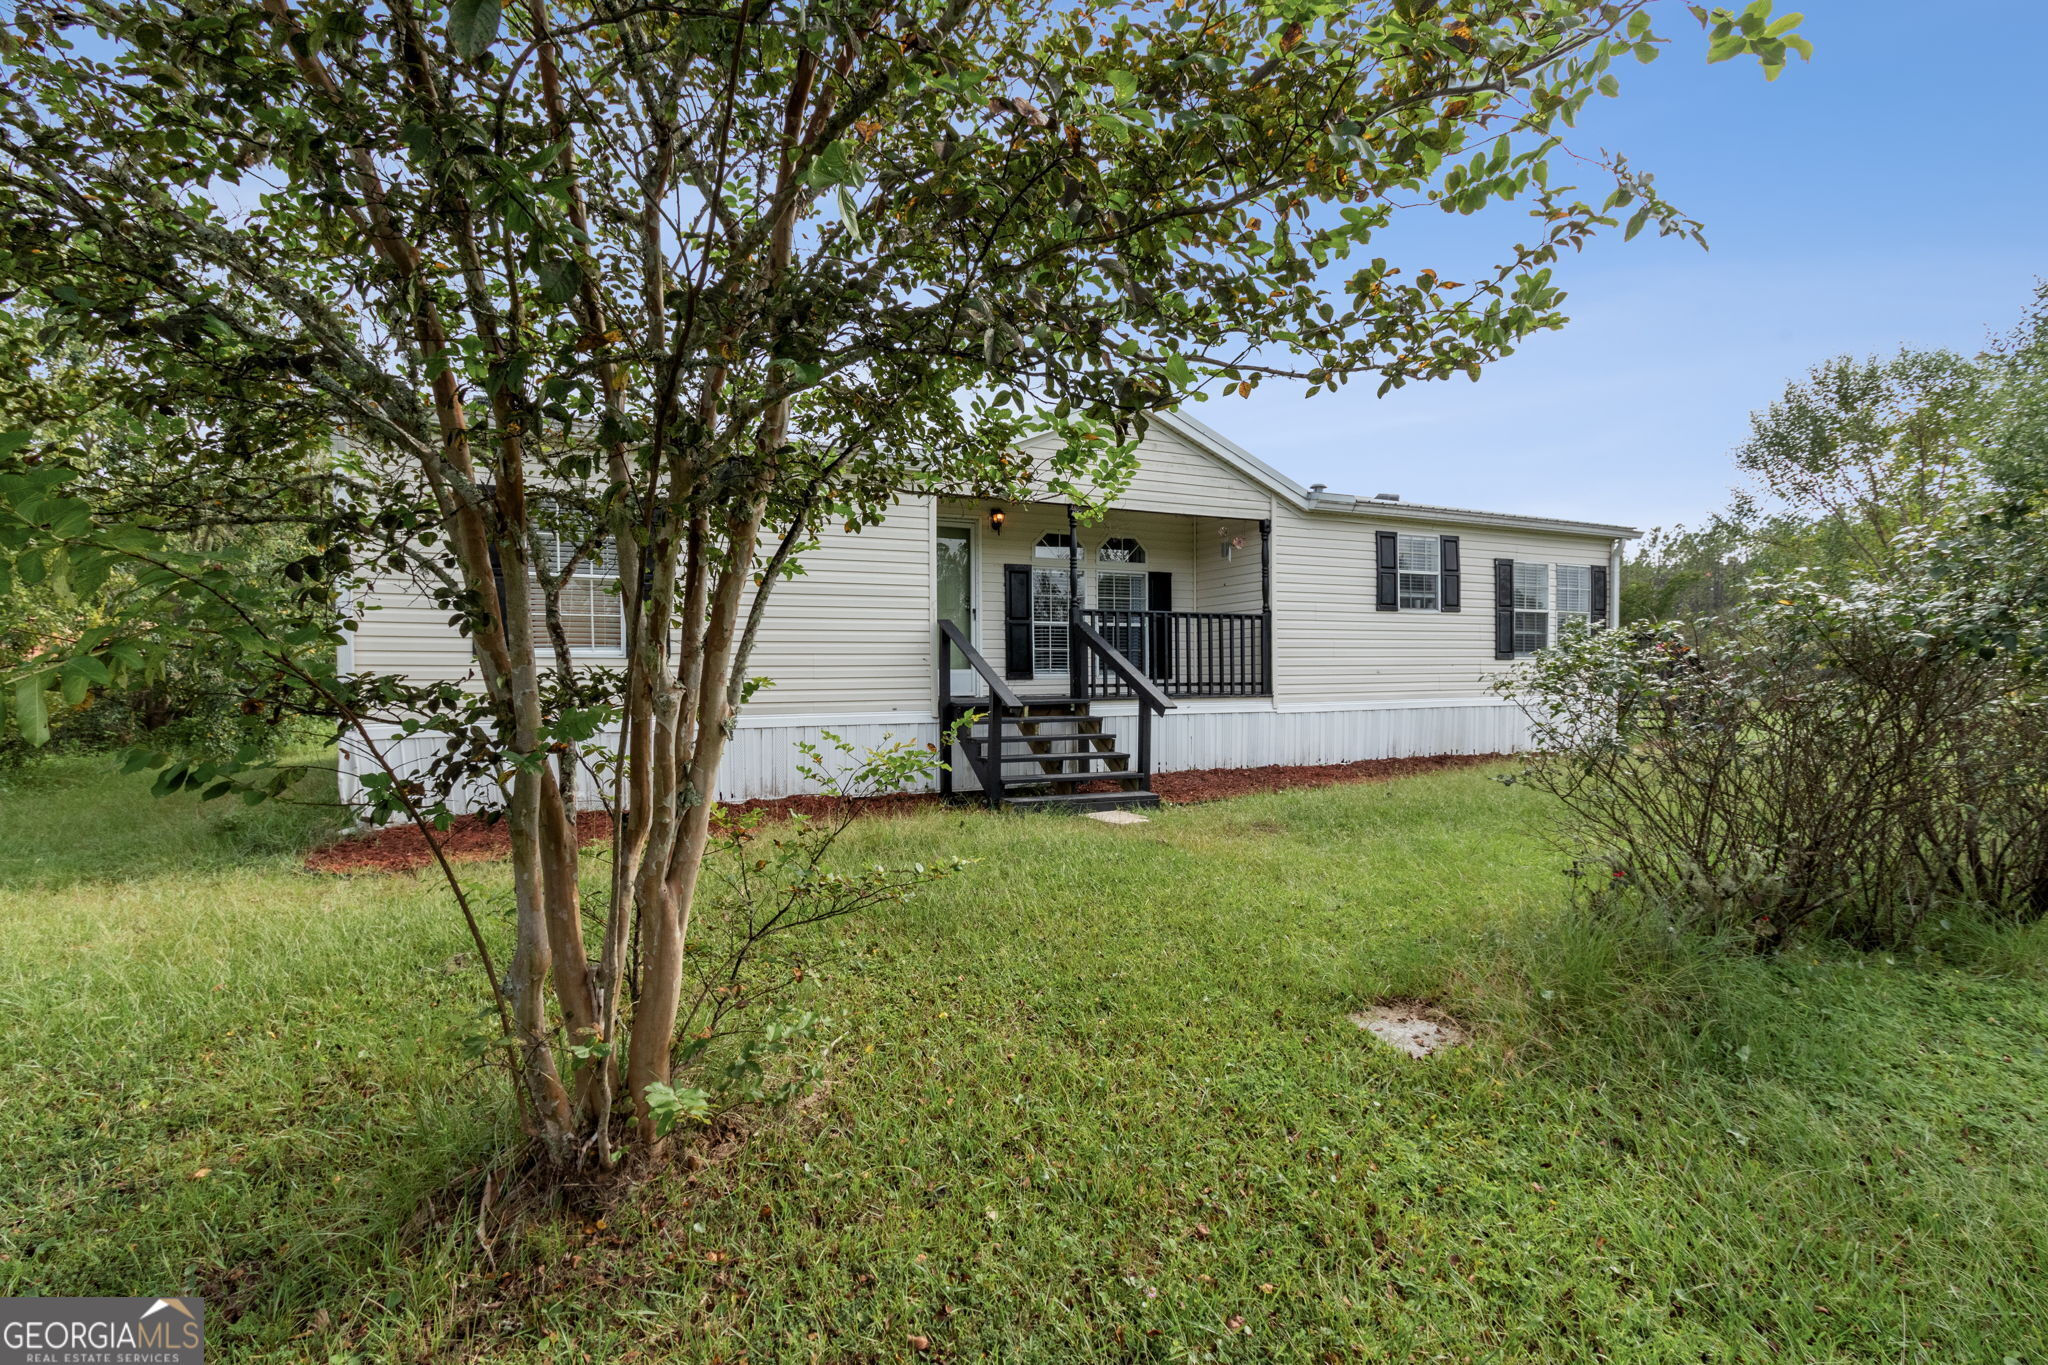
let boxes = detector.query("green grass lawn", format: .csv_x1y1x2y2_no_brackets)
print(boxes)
2,754,2045,1363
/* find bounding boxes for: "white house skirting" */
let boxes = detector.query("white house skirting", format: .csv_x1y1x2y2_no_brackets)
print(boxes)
336,699,1532,816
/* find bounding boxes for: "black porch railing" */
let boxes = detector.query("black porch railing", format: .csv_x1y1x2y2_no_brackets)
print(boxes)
1074,608,1271,699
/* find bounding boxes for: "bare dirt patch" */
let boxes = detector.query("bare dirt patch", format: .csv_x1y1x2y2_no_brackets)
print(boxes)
1350,1000,1471,1058
304,752,1510,874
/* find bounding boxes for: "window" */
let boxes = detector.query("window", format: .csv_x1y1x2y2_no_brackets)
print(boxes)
529,530,624,655
1512,561,1549,656
1094,563,1149,665
1397,534,1440,611
1097,536,1147,565
1555,564,1592,635
1034,531,1074,560
1095,571,1148,612
1030,567,1074,674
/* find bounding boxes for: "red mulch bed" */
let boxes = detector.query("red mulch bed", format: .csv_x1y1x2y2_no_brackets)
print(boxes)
303,752,1509,875
1149,750,1505,803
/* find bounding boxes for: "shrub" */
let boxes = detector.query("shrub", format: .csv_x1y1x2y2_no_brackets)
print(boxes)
1503,581,2048,951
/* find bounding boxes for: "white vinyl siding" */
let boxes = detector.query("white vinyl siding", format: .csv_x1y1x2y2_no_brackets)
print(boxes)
1268,503,1617,704
347,565,478,685
1020,424,1272,519
1396,534,1440,611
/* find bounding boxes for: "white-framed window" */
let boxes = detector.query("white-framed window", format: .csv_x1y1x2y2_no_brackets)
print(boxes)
1512,560,1550,656
529,530,625,655
1397,534,1440,611
1095,571,1148,612
1034,531,1074,560
1031,566,1075,674
1030,534,1084,674
1555,564,1592,635
1094,556,1149,665
1097,536,1147,566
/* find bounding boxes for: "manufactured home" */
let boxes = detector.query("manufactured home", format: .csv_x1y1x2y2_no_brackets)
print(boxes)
337,410,1635,814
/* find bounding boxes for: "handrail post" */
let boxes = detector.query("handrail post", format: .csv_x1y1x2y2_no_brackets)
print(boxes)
1068,607,1085,699
1260,607,1274,698
985,694,1004,809
937,622,953,800
1137,699,1154,791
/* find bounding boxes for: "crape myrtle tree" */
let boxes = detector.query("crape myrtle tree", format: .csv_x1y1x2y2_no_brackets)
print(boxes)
0,0,1804,1165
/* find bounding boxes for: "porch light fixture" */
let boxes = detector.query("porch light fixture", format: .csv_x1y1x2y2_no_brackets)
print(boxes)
988,506,1006,535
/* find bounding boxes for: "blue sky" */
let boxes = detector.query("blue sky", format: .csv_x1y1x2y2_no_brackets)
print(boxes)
1189,1,2048,532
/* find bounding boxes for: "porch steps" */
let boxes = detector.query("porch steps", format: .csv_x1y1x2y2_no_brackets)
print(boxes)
944,695,1157,813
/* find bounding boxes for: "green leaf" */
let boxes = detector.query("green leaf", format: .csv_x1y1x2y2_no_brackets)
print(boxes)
14,678,49,747
1106,70,1138,103
65,653,112,686
801,140,856,189
536,258,580,305
45,498,91,539
835,186,862,244
447,0,501,60
643,1080,712,1136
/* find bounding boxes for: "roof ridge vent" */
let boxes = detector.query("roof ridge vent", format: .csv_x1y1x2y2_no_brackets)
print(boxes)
1373,492,1401,502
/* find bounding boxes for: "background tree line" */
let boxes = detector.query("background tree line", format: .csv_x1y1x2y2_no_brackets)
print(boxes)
1622,286,2048,627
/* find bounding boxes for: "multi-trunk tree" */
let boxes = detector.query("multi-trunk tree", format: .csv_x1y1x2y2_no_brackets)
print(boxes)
0,0,1803,1166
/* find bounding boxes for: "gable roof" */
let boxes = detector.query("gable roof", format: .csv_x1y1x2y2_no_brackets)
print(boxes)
1151,408,1640,540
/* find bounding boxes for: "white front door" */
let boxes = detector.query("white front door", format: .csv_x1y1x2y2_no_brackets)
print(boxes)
936,522,981,694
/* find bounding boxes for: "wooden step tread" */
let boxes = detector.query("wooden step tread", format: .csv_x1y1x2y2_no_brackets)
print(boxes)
1001,791,1161,812
998,770,1142,787
987,750,1130,766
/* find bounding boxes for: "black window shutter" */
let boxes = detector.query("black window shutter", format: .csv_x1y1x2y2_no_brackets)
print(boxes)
1003,564,1034,679
1146,571,1174,680
1375,531,1399,611
1493,558,1516,659
1439,535,1461,612
1591,564,1610,627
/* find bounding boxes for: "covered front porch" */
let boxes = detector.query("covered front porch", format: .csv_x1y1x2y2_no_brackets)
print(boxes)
934,497,1273,702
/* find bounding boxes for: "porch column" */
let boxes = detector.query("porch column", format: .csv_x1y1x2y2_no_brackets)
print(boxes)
1066,504,1084,698
1259,517,1274,696
1259,517,1272,610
